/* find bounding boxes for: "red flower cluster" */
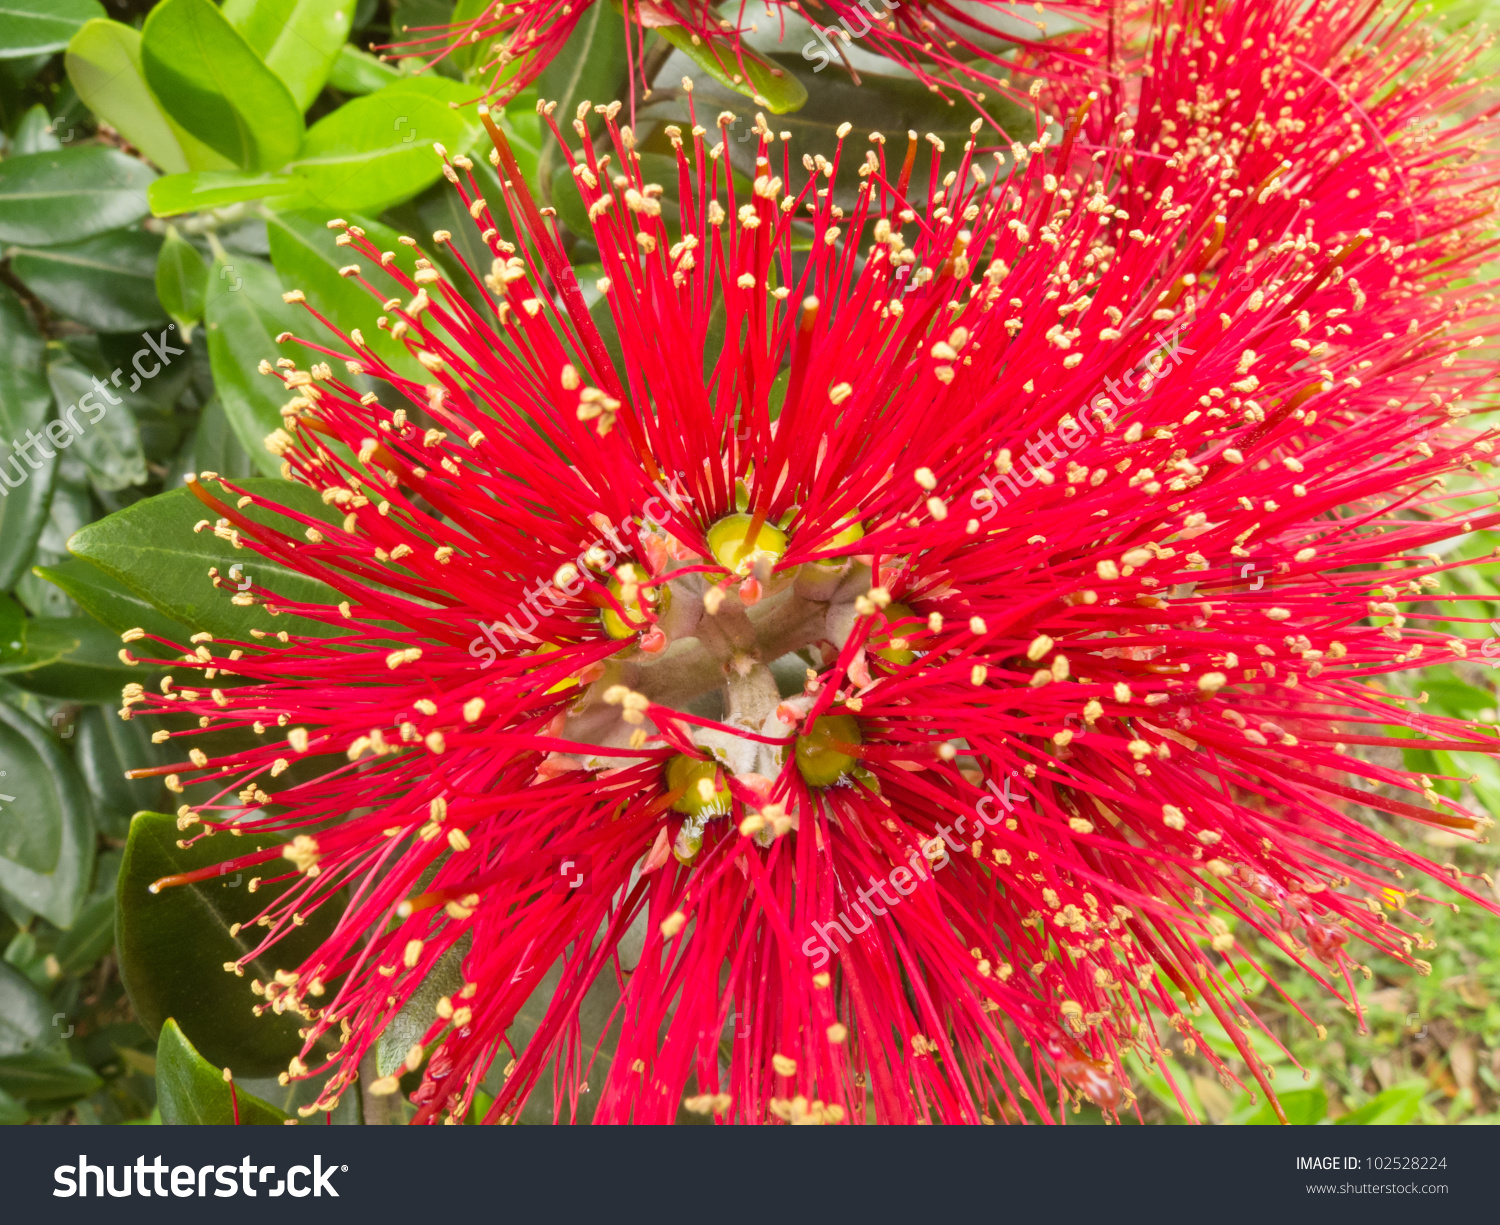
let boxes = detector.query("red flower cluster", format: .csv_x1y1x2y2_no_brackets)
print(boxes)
131,0,1500,1124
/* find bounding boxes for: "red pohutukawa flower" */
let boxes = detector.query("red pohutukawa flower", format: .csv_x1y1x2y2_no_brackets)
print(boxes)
131,0,1500,1124
392,0,1109,106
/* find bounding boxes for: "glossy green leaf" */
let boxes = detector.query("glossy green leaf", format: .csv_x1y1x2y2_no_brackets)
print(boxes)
0,618,76,674
1333,1080,1427,1125
657,26,807,113
0,0,105,58
73,705,169,839
222,0,355,111
0,284,58,591
155,226,209,338
65,18,235,175
10,616,141,702
266,208,423,380
12,231,166,334
148,169,297,217
280,76,485,215
140,0,304,173
117,812,338,1077
0,1046,104,1103
67,475,345,640
327,42,401,94
45,356,148,490
34,555,195,643
156,1019,290,1123
203,253,313,477
0,146,154,246
0,960,51,1055
0,701,93,929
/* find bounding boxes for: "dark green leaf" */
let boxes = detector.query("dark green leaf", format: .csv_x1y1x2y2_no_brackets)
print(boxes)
658,26,807,113
148,169,297,217
0,618,75,674
0,0,105,59
13,231,167,333
67,475,345,640
155,225,209,336
10,615,141,702
156,1018,290,1123
327,42,401,94
0,146,154,245
73,705,169,839
534,1,626,192
203,253,312,477
265,208,424,380
44,355,148,489
33,556,195,643
0,701,93,928
166,395,255,487
140,0,304,173
0,1046,103,1103
117,812,339,1077
52,891,114,974
65,18,233,175
0,960,51,1055
0,284,58,590
280,76,485,215
222,0,356,111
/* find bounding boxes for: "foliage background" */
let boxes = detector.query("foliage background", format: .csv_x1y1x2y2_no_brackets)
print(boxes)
0,0,1495,1125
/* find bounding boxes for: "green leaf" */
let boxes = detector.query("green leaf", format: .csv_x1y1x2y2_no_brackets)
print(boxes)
376,934,467,1076
65,18,234,175
13,103,60,153
66,475,345,640
0,701,94,929
167,395,255,487
265,208,423,380
0,0,105,58
657,26,807,113
156,1018,290,1123
155,226,209,338
0,618,76,675
534,3,626,189
140,0,304,173
0,960,51,1055
148,169,297,217
9,616,141,702
280,76,485,215
0,146,154,246
44,355,149,489
0,1085,26,1122
52,891,114,974
73,705,169,840
1333,1080,1427,1125
203,253,312,477
327,42,402,94
222,0,356,111
0,284,58,591
0,1046,103,1104
117,812,338,1077
34,556,195,643
12,231,166,334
